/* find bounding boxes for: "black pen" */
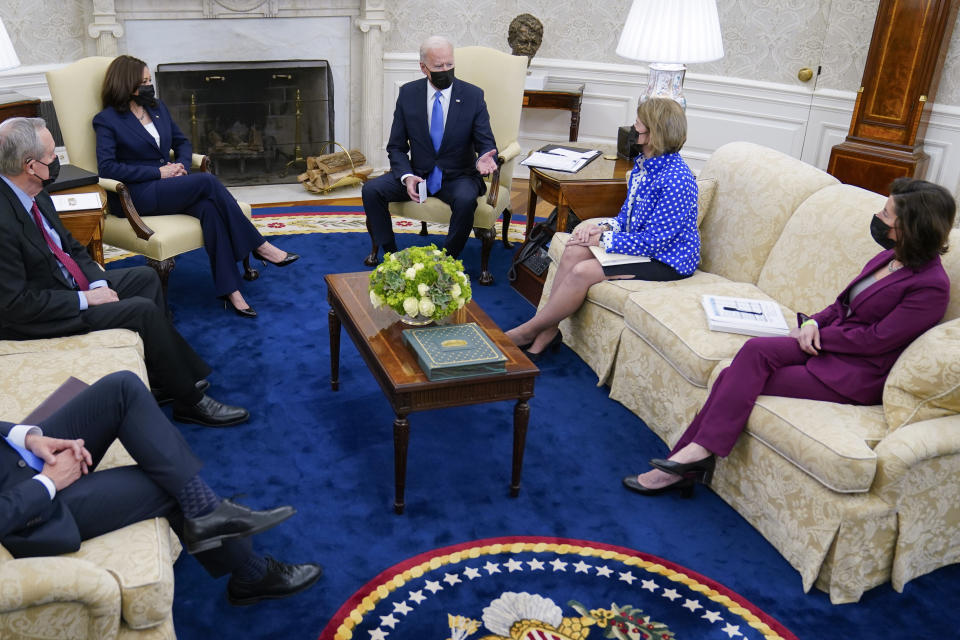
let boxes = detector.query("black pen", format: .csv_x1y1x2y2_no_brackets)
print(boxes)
723,306,763,315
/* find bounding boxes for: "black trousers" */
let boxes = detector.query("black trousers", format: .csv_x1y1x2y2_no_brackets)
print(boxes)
81,266,210,404
130,173,265,296
46,371,251,577
361,172,481,257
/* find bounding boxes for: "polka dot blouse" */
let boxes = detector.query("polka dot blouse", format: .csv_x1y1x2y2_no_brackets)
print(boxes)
599,152,700,276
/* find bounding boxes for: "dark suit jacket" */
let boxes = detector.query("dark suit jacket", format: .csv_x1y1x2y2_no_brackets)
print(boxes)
92,100,192,214
0,422,82,557
386,77,496,194
0,181,105,339
808,248,949,404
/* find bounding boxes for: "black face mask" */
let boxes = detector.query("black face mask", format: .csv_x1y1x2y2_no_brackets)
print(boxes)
133,84,157,108
870,215,897,250
429,68,454,91
35,156,60,188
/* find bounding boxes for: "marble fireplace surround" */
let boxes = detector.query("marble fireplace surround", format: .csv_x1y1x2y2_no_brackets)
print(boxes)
91,0,392,162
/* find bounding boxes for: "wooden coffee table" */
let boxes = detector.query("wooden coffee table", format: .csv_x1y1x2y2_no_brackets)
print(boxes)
326,272,539,514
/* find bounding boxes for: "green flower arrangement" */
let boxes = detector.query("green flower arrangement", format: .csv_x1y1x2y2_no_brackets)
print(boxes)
368,244,472,322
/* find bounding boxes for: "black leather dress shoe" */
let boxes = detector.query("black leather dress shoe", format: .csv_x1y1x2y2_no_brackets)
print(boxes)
227,557,323,605
622,475,695,498
183,499,296,554
649,455,716,484
253,249,300,267
172,395,249,427
525,330,563,363
152,379,210,406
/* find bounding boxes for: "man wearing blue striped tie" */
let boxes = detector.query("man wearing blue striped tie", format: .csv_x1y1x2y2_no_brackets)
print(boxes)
362,35,499,261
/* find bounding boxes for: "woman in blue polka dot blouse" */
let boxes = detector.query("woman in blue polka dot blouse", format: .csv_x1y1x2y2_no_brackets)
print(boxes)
506,98,700,360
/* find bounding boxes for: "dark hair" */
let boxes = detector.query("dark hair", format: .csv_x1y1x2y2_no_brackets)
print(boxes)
889,177,956,269
101,55,147,112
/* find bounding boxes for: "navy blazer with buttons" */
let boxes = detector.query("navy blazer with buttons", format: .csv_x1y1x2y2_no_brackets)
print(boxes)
92,99,193,213
386,77,496,194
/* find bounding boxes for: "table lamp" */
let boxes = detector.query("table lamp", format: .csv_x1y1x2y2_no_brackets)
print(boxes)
615,0,723,110
0,18,21,72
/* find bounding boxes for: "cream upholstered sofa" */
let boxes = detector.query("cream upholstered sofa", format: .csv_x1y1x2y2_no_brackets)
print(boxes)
541,141,960,604
0,330,181,639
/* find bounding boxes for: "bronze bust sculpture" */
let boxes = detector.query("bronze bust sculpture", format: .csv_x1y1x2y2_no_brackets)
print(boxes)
508,13,543,66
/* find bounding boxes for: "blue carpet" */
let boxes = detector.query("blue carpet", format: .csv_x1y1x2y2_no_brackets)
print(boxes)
108,232,959,638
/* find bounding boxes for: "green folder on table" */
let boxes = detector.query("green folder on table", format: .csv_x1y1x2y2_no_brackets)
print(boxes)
402,322,507,381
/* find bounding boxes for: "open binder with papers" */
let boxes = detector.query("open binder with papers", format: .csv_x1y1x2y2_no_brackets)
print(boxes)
701,294,790,337
520,144,601,173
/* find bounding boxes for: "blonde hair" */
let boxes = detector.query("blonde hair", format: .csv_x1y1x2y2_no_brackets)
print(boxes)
637,98,687,158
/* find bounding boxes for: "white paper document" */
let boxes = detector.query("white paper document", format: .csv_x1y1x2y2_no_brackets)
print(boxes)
701,294,790,338
520,147,600,172
51,192,102,212
589,245,651,267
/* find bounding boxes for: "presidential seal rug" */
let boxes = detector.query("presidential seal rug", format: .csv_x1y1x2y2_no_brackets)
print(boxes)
319,537,798,640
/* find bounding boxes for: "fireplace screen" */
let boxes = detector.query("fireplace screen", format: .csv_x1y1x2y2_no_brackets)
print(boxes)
156,60,334,186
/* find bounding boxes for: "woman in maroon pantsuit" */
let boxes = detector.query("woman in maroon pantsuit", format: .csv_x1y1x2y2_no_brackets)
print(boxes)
624,177,956,496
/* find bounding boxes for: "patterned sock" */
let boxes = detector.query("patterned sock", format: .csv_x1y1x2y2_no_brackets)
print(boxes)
233,553,268,583
176,475,221,518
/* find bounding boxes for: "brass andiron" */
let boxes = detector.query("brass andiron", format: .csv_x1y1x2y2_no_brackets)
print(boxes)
190,93,198,147
284,88,307,174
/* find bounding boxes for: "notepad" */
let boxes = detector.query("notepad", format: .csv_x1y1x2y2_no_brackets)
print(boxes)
588,245,651,266
520,146,601,172
51,192,102,212
701,295,790,337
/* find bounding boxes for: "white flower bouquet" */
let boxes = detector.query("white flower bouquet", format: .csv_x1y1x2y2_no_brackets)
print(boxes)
368,244,472,322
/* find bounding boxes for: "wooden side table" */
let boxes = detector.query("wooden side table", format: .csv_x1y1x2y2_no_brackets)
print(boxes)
0,91,41,121
522,82,585,142
52,184,108,266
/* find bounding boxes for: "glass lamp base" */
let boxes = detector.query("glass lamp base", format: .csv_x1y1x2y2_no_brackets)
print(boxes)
639,63,687,110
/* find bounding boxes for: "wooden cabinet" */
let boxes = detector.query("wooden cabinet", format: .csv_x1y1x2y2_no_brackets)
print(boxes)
0,91,41,121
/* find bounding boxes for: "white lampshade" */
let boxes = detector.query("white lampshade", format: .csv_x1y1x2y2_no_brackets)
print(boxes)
616,0,724,64
0,18,20,72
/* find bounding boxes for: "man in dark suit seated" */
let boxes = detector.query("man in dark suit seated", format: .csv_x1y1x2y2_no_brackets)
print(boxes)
0,116,247,427
0,371,322,604
362,35,499,261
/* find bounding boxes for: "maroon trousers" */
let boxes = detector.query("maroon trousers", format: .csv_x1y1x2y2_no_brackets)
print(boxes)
669,336,860,458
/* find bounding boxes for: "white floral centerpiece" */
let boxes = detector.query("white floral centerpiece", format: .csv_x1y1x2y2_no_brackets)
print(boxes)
368,244,472,323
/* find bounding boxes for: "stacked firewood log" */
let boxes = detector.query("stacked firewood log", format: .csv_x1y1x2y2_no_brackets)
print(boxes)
297,149,373,194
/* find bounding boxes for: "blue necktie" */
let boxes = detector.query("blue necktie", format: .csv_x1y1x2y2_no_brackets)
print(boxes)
426,91,444,194
4,435,44,471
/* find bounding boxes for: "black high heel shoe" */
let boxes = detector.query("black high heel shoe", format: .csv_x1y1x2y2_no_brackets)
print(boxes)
524,330,563,362
649,456,716,484
252,248,300,267
622,475,696,498
218,295,257,319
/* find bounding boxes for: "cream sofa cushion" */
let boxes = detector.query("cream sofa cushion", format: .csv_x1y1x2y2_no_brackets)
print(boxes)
697,142,839,284
63,520,180,630
757,184,883,315
708,360,885,493
0,330,143,358
883,318,960,431
622,281,793,388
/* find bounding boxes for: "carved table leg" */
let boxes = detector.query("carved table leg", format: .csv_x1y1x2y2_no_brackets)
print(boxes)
328,307,341,391
394,414,410,514
511,399,530,497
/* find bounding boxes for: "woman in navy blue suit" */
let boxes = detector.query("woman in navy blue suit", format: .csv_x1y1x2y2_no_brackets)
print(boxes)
94,55,299,318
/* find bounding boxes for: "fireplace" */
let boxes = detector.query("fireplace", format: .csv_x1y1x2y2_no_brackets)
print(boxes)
157,60,334,186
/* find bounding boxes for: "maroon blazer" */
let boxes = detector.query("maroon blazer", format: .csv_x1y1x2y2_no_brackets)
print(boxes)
807,249,949,404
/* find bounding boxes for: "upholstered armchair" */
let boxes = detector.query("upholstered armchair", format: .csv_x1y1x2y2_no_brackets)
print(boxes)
366,46,527,285
45,56,256,302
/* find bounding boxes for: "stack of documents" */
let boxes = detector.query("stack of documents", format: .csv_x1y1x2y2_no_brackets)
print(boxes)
520,145,601,172
701,295,790,337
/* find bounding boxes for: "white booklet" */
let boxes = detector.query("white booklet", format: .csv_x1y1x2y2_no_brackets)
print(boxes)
520,146,600,172
589,245,651,266
51,192,102,212
701,294,790,337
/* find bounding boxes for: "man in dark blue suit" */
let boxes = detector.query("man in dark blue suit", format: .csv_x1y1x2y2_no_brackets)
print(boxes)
0,371,322,605
362,35,498,260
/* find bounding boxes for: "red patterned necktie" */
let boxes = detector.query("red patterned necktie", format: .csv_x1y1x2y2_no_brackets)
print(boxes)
30,201,90,291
